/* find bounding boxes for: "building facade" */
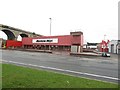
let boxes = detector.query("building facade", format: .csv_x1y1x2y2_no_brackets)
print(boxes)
108,40,120,54
98,40,109,52
0,38,2,48
22,32,83,52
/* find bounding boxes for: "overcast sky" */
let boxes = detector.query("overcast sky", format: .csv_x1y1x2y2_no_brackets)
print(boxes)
0,0,119,43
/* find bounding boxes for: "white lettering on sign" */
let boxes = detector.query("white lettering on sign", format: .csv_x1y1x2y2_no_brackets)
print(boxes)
32,38,58,43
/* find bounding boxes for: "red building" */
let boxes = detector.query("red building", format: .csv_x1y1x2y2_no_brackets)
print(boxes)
22,31,83,52
6,40,22,49
97,40,109,52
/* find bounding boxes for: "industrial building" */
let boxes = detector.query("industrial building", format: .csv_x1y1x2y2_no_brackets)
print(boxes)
108,40,120,54
22,31,83,53
83,40,109,53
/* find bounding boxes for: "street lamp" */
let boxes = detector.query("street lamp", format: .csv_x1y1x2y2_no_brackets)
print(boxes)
103,34,106,52
104,34,106,41
49,18,52,36
49,18,52,51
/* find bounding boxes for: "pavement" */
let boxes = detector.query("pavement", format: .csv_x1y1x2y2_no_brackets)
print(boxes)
70,52,101,58
2,48,52,53
1,48,118,62
52,50,118,61
1,49,118,83
15,48,118,60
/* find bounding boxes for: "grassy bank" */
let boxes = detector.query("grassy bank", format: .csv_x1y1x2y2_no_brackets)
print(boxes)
0,63,2,89
2,64,118,88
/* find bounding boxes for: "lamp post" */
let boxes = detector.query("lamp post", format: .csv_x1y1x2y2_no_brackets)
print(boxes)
104,34,106,41
49,18,52,36
103,34,106,52
49,18,52,51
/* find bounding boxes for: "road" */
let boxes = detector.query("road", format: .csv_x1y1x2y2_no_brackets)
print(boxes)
1,49,119,83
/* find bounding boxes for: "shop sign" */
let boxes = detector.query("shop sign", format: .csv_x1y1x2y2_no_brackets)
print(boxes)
32,38,58,43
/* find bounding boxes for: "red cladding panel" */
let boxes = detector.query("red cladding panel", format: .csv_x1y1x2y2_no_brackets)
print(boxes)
71,36,81,45
22,38,32,45
22,35,72,46
81,35,84,46
22,35,83,46
57,35,72,45
6,40,22,48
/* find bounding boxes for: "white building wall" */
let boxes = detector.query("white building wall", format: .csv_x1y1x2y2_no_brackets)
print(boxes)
108,40,118,54
71,45,81,53
71,46,78,53
87,46,97,49
117,43,120,54
117,45,118,54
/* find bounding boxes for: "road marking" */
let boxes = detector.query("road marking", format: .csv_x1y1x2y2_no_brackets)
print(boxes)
2,60,119,81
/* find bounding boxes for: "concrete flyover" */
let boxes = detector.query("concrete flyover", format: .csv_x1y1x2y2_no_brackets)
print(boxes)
0,24,42,40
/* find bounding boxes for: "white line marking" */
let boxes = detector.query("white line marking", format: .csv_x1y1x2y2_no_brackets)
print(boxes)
2,60,119,81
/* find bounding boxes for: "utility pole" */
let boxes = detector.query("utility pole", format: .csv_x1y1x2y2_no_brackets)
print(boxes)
49,18,52,51
104,34,106,41
103,34,106,52
49,18,52,36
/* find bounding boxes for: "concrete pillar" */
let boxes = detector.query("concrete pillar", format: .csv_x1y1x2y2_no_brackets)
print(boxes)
80,46,83,52
0,38,2,48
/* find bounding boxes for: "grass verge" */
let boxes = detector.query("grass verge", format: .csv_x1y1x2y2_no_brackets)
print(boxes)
2,63,118,88
0,63,2,89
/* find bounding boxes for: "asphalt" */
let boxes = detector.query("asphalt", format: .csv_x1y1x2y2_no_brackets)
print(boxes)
1,49,119,83
5,48,118,61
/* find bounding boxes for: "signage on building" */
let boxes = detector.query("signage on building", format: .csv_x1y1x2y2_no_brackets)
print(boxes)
32,38,58,43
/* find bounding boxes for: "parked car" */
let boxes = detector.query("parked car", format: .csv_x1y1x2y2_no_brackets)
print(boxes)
102,52,110,57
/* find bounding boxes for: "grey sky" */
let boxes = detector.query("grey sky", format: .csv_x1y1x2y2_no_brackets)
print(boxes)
0,0,119,43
